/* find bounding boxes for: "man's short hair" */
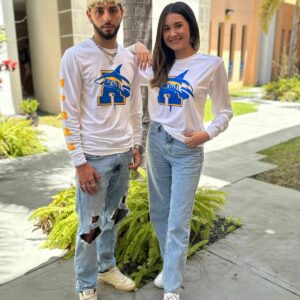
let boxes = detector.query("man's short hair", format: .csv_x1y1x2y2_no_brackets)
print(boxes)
87,0,123,9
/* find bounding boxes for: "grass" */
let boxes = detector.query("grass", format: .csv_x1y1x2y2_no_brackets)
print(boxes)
39,114,62,128
204,100,257,122
253,137,300,191
229,86,257,98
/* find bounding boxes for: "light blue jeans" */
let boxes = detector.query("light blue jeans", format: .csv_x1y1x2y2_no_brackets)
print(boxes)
147,121,204,293
75,151,132,292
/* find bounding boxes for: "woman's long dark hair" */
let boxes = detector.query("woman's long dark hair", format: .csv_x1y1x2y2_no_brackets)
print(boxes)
151,2,200,88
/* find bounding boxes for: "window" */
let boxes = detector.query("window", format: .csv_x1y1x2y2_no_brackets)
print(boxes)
240,25,247,80
217,22,224,58
228,24,236,81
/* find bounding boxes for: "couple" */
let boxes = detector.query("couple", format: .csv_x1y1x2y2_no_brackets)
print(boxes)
59,1,232,300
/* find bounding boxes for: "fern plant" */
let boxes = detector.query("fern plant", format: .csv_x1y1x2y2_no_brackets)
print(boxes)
21,98,40,126
0,115,47,158
263,76,300,102
29,187,77,259
21,98,39,116
29,169,239,287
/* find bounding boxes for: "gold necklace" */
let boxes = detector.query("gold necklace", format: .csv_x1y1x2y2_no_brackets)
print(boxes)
91,36,118,65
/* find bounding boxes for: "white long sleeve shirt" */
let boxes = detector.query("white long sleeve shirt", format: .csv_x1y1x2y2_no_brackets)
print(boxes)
59,39,142,166
140,54,232,144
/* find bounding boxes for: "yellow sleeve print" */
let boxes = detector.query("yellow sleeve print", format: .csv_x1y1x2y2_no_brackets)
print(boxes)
61,111,68,120
64,127,72,136
61,95,66,101
67,142,76,151
60,79,64,87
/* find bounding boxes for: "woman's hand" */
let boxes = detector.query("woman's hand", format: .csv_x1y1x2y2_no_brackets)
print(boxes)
135,42,152,70
184,131,210,148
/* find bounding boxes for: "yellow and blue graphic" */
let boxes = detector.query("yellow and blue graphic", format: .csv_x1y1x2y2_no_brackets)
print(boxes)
94,65,131,106
158,70,193,111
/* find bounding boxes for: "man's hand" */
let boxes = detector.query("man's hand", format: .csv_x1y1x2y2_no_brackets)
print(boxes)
76,163,101,195
184,131,210,148
135,42,152,71
128,148,142,171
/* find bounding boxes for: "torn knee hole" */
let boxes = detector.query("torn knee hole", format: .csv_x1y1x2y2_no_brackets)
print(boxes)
80,227,101,244
91,215,99,224
80,216,101,244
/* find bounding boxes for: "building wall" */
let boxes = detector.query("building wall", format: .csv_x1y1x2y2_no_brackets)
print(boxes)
258,15,276,85
272,2,300,80
198,0,211,54
26,0,62,114
0,0,22,115
209,0,261,85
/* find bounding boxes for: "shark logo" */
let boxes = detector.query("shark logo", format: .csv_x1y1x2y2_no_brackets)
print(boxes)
94,65,131,106
158,70,193,111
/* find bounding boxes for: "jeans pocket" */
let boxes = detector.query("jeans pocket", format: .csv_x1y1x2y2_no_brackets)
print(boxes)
126,150,133,164
149,121,162,136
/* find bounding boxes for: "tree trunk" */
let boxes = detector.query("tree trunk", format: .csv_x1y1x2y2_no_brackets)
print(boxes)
287,0,300,77
122,0,152,157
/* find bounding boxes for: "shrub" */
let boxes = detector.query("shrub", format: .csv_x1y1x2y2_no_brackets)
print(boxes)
21,98,39,116
263,76,300,102
0,115,47,158
29,169,240,287
21,98,40,126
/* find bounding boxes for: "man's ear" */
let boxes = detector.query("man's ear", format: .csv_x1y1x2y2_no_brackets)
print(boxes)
120,7,124,19
86,10,92,23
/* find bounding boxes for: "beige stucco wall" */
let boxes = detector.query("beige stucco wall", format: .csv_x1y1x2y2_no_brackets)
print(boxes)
210,0,261,85
0,0,22,115
26,0,61,114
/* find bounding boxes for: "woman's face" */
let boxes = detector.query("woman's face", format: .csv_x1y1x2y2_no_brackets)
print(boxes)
162,13,194,59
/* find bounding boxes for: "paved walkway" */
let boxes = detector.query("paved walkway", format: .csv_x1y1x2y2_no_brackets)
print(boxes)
0,99,300,299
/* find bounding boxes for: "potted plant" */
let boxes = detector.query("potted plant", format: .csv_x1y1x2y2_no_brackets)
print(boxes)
21,98,39,126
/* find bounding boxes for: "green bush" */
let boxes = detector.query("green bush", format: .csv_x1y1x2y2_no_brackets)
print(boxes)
21,98,39,116
29,169,240,287
263,76,300,102
0,116,47,158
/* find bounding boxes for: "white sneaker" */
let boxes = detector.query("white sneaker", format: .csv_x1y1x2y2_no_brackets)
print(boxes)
154,271,163,288
98,266,136,291
164,292,180,300
79,289,97,300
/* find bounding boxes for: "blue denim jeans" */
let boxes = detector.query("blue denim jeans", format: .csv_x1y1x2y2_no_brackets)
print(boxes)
75,151,132,292
147,121,204,293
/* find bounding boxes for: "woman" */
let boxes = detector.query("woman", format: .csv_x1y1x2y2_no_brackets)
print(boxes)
132,2,232,299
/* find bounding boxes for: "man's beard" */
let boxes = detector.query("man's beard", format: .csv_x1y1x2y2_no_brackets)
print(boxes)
92,21,121,40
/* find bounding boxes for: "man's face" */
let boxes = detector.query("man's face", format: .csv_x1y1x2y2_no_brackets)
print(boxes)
87,3,123,40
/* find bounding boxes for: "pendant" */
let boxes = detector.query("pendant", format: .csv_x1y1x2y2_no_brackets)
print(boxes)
109,61,113,65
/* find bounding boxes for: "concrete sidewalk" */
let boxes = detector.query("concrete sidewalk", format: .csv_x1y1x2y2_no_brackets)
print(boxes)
0,99,300,299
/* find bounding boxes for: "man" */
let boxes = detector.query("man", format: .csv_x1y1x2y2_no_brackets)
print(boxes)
59,1,143,299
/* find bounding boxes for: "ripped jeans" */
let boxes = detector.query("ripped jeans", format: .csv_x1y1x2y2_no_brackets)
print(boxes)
74,151,132,292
